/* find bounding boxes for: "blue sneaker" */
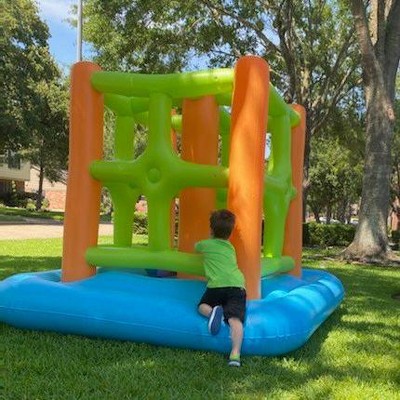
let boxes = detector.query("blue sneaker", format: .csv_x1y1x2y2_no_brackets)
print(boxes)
208,306,223,335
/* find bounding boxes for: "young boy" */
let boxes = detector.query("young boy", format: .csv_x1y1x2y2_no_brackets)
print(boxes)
195,209,246,367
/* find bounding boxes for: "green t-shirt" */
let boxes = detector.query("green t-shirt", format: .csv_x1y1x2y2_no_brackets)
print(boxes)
195,238,245,289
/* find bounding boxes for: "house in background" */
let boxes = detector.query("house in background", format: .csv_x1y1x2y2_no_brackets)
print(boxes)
0,151,30,196
1,154,183,215
0,151,67,211
25,167,67,211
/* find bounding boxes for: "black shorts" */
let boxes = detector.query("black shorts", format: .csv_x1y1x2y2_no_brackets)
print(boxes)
198,287,246,323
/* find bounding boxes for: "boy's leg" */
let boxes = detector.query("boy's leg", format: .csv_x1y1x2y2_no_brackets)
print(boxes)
198,303,212,317
223,287,246,366
199,303,223,335
228,317,243,357
198,288,224,335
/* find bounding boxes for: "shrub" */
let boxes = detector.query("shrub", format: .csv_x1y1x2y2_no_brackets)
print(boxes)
391,230,400,250
303,223,310,246
133,211,148,235
303,222,356,247
41,198,50,211
26,199,36,211
0,193,10,205
100,188,112,215
0,190,37,208
9,181,18,206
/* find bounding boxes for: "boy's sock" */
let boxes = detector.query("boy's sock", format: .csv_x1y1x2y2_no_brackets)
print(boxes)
228,353,241,367
208,306,223,335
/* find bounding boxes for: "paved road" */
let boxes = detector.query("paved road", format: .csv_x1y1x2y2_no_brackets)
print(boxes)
0,221,114,240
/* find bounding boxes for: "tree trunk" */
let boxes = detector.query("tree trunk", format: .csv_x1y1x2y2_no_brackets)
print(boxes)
311,205,321,223
342,0,400,263
302,121,313,222
326,202,332,224
36,164,44,211
343,92,393,261
337,198,347,223
346,203,353,224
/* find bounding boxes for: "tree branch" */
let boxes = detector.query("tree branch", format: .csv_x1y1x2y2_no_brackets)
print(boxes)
274,0,302,101
312,65,359,134
198,0,281,55
371,0,386,62
313,31,357,110
350,0,379,82
384,0,400,100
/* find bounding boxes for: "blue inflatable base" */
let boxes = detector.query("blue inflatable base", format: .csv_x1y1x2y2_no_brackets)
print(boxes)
0,268,344,356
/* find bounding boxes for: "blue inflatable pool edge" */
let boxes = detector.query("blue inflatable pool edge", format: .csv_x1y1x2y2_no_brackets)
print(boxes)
0,268,344,356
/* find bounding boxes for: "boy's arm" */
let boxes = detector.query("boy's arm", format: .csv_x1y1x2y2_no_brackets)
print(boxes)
194,241,204,252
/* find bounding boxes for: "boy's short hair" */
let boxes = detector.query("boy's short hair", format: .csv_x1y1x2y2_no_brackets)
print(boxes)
210,209,236,239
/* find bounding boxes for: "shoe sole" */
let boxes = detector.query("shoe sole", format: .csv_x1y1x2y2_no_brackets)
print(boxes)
208,306,223,335
228,360,241,367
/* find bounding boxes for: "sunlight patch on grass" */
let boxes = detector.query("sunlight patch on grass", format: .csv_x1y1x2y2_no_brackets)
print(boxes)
0,235,148,280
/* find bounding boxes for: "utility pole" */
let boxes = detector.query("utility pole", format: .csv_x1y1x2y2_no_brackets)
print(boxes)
76,0,83,61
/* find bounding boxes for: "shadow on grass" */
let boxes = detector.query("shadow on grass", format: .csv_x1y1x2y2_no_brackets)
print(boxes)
0,255,61,280
323,264,400,303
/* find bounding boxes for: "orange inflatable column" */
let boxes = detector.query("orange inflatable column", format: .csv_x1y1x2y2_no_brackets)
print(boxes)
178,96,219,259
62,62,103,282
283,105,306,277
227,56,269,300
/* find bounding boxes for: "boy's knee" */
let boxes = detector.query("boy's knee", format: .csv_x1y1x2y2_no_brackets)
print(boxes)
228,317,242,326
198,303,213,317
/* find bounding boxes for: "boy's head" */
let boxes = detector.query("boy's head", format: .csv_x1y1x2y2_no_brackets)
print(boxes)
210,209,236,239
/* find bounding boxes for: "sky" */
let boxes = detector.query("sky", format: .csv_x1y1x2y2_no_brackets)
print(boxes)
36,0,81,70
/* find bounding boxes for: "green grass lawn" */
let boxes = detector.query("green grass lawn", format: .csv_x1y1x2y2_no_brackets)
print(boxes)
0,206,112,223
0,239,399,400
0,214,25,222
0,206,64,222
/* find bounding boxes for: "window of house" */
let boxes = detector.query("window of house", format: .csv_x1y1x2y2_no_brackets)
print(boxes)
0,180,11,194
6,150,21,169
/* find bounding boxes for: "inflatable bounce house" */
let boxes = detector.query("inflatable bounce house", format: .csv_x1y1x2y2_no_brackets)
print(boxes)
0,56,344,356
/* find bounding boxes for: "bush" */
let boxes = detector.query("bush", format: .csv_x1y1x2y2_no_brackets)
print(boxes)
303,222,356,247
391,230,400,250
133,211,148,235
26,199,36,211
0,190,37,208
9,181,18,206
100,188,112,215
41,198,50,211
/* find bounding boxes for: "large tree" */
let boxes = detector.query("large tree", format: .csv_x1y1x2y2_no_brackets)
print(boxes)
342,0,400,262
83,0,361,214
0,0,53,151
390,77,400,231
24,79,69,210
197,0,361,213
0,0,69,207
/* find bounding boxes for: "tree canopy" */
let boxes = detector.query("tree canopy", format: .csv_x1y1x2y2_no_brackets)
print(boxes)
0,0,59,151
82,0,362,205
0,0,69,207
